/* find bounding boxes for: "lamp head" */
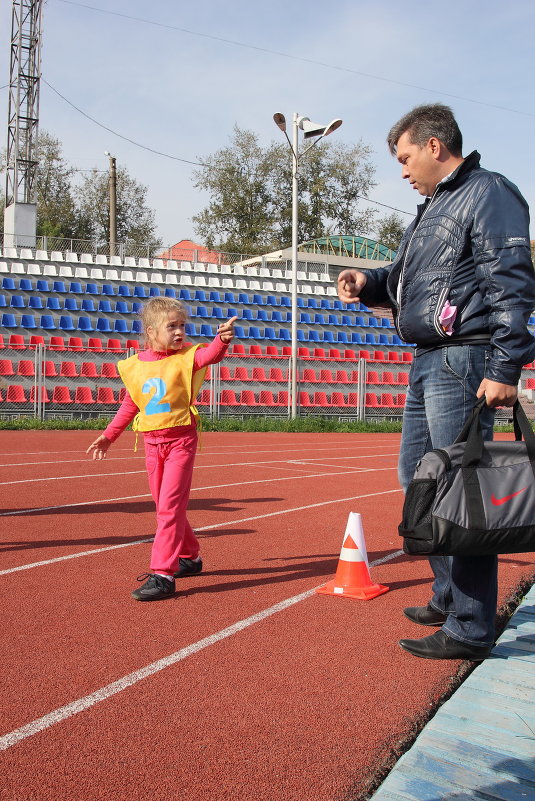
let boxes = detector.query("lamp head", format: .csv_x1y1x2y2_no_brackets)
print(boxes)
273,113,286,132
323,118,343,137
298,116,343,139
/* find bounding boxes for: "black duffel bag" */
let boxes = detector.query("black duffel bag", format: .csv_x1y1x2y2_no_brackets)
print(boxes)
399,398,535,556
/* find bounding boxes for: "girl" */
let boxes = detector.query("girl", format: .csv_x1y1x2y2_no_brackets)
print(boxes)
86,297,237,601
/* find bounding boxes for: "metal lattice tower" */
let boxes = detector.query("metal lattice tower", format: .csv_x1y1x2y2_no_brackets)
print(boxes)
5,0,43,208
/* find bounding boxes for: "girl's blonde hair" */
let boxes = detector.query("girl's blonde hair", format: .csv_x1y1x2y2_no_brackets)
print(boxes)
140,297,188,347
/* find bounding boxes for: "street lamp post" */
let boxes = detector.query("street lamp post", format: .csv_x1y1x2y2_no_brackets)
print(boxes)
273,112,342,418
104,151,117,258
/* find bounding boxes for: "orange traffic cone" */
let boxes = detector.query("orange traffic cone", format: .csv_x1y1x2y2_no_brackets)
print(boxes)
316,512,389,600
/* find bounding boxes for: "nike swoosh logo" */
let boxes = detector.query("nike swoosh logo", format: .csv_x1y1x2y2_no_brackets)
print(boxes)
491,487,528,506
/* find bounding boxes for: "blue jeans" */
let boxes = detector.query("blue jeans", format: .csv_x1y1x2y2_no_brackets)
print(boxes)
399,345,498,647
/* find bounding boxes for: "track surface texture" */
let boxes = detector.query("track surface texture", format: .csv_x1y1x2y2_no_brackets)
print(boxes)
1,430,533,801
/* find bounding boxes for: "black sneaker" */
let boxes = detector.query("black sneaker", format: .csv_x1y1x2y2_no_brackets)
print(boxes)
131,573,176,601
173,557,203,579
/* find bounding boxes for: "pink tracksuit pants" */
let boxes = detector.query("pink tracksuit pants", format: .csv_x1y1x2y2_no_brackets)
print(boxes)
144,430,200,575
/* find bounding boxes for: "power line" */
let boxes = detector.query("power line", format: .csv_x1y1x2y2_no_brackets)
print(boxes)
42,78,414,217
56,0,535,119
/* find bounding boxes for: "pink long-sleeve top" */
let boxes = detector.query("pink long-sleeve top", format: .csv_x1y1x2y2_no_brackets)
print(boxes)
103,335,228,444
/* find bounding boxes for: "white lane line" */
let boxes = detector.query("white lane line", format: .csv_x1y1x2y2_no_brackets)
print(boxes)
0,547,404,752
0,487,401,575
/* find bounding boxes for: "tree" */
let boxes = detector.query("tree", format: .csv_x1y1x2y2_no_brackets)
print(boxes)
192,125,378,254
375,212,406,252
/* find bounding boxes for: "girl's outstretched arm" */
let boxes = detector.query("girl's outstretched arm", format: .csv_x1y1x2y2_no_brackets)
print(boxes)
86,434,112,460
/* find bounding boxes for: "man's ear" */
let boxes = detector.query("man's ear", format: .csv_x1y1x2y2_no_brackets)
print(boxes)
427,136,442,159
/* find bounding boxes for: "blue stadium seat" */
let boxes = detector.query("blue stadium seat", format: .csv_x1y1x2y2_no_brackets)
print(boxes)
368,316,378,327
314,313,326,324
256,309,269,322
10,295,25,308
185,323,198,337
354,315,365,326
271,310,283,323
333,300,343,311
46,297,61,310
278,328,291,341
359,303,370,312
82,299,96,312
132,302,143,314
224,292,236,303
179,288,192,300
320,299,331,310
297,298,306,308
115,300,130,314
328,314,339,325
19,278,33,291
351,332,363,344
297,329,308,342
40,314,56,330
194,290,207,302
64,298,79,311
209,291,221,302
36,279,50,292
285,311,292,322
85,282,99,295
253,294,265,306
102,284,115,296
391,334,403,345
322,331,335,343
242,309,254,321
307,298,319,309
264,327,277,339
98,299,113,314
2,277,16,290
200,324,214,337
280,297,291,308
234,325,247,338
118,285,131,297
28,296,43,309
365,333,377,344
2,312,17,327
337,331,349,344
134,286,148,298
21,314,37,328
300,312,311,324
308,330,320,343
165,287,176,298
59,315,76,331
96,318,112,333
69,282,83,293
267,295,279,306
0,294,6,307
211,307,224,319
249,326,263,339
226,307,238,318
238,293,250,304
196,306,209,318
53,280,66,292
342,315,354,326
114,319,128,334
379,333,390,345
131,319,142,334
381,318,393,328
149,286,161,297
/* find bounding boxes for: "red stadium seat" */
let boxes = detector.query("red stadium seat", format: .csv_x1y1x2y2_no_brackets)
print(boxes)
397,372,409,385
17,359,34,377
328,349,341,359
6,384,27,402
330,392,347,406
220,389,238,405
220,365,232,381
380,393,395,406
335,370,349,383
388,351,401,362
233,366,249,381
100,362,119,379
251,366,267,381
526,378,535,389
358,350,370,360
240,390,257,405
48,336,66,351
9,334,25,349
60,361,78,377
348,392,359,405
382,371,395,384
396,393,407,407
230,343,245,356
29,335,45,349
298,347,310,358
68,336,84,351
0,359,14,376
373,350,387,361
265,345,279,357
43,360,58,377
197,389,212,406
402,351,413,363
269,367,285,382
277,390,289,407
80,361,98,378
367,370,380,384
299,391,313,407
30,385,50,403
365,392,379,407
259,390,276,406
320,369,334,383
119,388,127,402
0,334,4,348
75,386,95,404
52,385,73,404
313,391,330,407
313,348,326,358
343,349,357,360
96,387,116,404
302,368,316,382
126,339,141,350
248,345,263,357
106,338,124,352
351,370,359,383
281,346,292,356
87,337,104,352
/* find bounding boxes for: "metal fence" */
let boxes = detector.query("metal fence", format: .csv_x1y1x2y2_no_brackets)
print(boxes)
0,345,521,424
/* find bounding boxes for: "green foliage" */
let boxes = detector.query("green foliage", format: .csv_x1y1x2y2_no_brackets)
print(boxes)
375,212,406,252
192,125,378,255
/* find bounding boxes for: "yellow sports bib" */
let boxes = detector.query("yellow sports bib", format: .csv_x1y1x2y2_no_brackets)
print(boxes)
117,345,207,432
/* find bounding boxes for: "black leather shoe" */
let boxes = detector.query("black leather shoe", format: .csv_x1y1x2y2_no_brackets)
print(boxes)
399,630,492,661
403,604,448,627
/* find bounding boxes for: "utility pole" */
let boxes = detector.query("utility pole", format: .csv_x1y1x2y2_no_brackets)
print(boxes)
104,151,117,257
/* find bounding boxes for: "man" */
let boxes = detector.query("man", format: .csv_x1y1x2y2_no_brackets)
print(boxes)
338,103,535,660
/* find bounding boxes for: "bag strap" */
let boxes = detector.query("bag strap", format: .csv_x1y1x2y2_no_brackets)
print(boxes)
461,398,535,529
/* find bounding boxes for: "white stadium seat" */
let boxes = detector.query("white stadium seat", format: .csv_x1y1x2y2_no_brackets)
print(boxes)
120,270,134,282
20,248,34,259
66,252,79,262
105,269,119,281
59,265,74,277
97,254,110,265
80,254,94,264
43,264,58,276
75,266,89,279
136,271,149,283
50,251,64,261
90,267,104,280
150,272,164,284
26,263,42,276
35,250,49,261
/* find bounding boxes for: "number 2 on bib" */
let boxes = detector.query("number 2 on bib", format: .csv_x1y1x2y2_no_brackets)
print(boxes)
142,377,171,415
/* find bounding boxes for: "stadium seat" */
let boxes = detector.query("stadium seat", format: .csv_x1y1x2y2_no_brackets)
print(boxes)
365,333,377,345
96,387,116,404
0,359,14,376
85,282,99,295
402,352,413,363
28,296,43,310
80,361,98,378
351,333,363,345
30,385,50,404
379,333,390,345
220,389,238,405
21,314,37,328
197,389,212,406
269,367,285,382
81,299,96,312
87,337,104,352
100,362,119,379
98,299,113,313
10,295,25,308
230,343,245,356
351,370,360,383
220,365,232,381
281,346,292,357
131,320,142,334
328,349,342,359
0,294,6,307
233,366,249,381
251,366,267,381
45,298,61,312
8,334,25,349
365,392,379,407
259,390,276,406
313,391,330,407
126,339,140,350
63,298,78,312
149,287,161,297
248,344,263,356
53,281,66,293
78,316,94,332
118,285,131,297
69,282,83,294
382,371,395,384
249,326,263,339
265,346,279,357
299,391,313,407
343,350,357,360
114,319,129,334
277,391,289,407
134,286,148,298
388,351,401,362
68,337,84,351
102,284,115,296
396,393,407,406
60,361,78,377
278,329,291,342
373,350,387,361
59,315,76,331
302,368,316,382
335,370,349,383
165,287,177,297
330,392,347,407
119,388,127,402
106,339,123,352
75,386,95,404
322,331,335,344
97,318,112,333
52,385,73,404
380,393,395,406
7,384,28,403
358,350,371,360
2,277,16,290
240,390,257,405
43,360,57,377
48,336,66,351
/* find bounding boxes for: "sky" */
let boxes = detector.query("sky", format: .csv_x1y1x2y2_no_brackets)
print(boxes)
1,0,534,251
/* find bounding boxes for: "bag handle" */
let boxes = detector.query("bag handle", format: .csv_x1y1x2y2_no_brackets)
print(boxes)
460,398,535,530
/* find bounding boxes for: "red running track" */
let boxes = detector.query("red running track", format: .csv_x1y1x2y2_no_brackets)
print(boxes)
1,430,533,801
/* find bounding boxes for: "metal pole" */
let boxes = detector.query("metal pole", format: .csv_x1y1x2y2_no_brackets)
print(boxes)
108,154,117,258
290,112,299,419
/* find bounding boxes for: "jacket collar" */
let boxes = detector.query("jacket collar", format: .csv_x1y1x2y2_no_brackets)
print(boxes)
438,150,481,189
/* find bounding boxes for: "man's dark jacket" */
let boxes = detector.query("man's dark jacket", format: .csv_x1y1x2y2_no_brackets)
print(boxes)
359,151,535,385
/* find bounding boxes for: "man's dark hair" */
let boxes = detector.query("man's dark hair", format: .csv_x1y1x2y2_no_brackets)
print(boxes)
387,104,463,157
